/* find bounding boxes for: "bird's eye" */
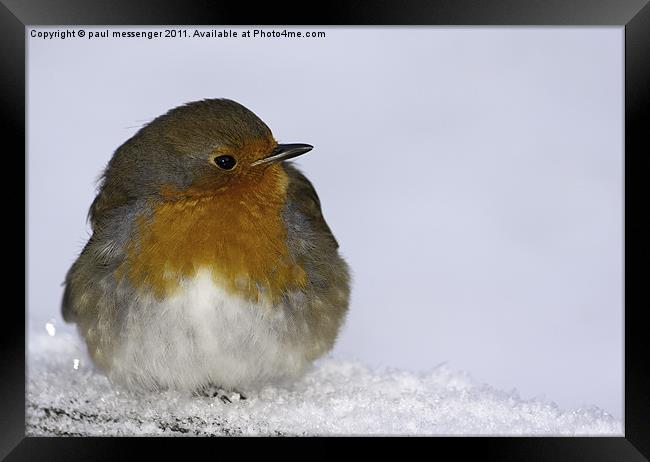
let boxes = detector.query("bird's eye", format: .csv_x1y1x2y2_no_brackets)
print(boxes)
213,155,237,170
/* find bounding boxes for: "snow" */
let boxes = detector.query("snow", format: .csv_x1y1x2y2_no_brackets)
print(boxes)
27,331,622,436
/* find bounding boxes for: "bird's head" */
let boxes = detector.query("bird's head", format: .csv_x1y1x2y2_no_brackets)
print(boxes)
99,98,312,204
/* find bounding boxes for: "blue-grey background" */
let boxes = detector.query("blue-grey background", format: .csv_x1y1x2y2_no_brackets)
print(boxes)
27,27,623,419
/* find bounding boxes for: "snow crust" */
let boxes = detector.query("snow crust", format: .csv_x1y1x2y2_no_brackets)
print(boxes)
27,331,622,436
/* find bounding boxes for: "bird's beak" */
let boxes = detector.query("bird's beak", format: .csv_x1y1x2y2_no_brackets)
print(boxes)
251,143,313,167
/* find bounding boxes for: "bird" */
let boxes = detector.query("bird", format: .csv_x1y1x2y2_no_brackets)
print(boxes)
61,98,350,397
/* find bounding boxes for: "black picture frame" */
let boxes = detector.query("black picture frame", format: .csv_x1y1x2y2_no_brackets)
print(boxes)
5,0,648,459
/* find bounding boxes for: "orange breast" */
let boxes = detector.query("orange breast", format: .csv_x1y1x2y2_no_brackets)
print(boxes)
118,164,307,303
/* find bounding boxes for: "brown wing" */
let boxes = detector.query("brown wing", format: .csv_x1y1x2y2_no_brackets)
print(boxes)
283,162,339,249
88,182,130,231
61,235,112,323
63,206,132,323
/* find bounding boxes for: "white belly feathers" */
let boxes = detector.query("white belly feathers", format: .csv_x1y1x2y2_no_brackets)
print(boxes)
108,268,312,391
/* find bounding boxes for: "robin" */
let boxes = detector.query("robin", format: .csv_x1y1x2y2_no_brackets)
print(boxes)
62,98,350,397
